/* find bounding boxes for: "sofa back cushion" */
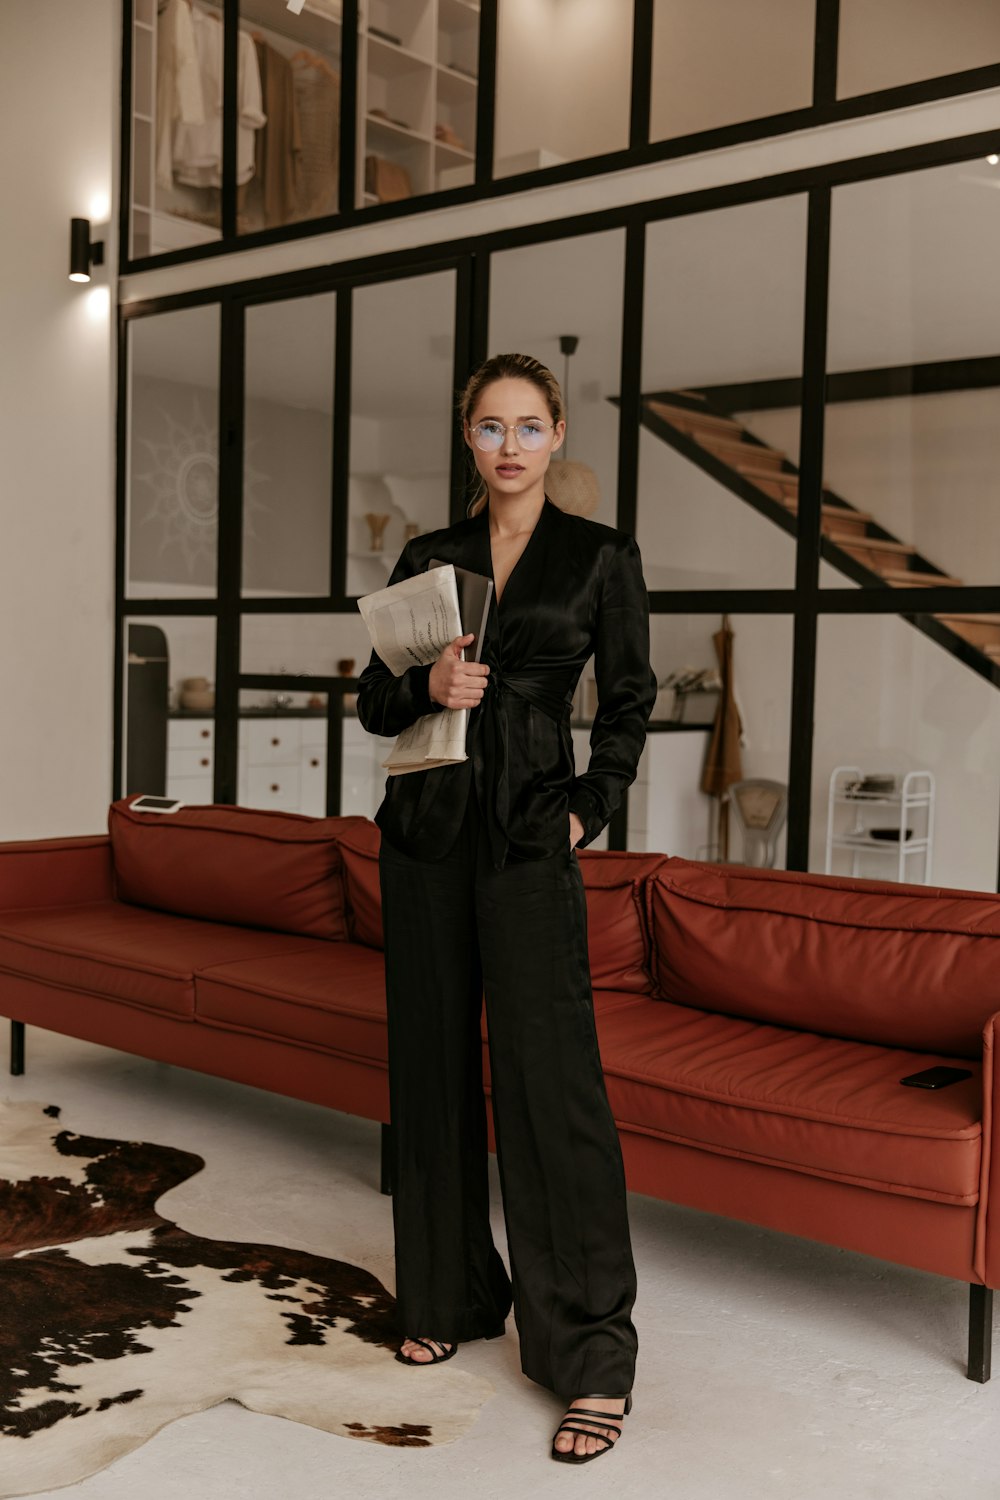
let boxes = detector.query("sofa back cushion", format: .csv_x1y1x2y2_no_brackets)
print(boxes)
647,857,1000,1057
327,827,665,984
577,850,666,994
332,820,384,949
109,799,369,941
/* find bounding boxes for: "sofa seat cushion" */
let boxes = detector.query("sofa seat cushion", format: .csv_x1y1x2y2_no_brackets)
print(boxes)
592,998,982,1205
195,944,389,1061
0,902,324,1017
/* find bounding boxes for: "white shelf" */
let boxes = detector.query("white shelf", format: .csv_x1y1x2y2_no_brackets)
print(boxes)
366,112,433,147
830,837,929,851
358,0,479,206
435,139,473,162
825,765,936,883
368,33,434,74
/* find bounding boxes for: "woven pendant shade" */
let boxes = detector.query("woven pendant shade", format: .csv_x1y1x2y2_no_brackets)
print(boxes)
545,458,601,517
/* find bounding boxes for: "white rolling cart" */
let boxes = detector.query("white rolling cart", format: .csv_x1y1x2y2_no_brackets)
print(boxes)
825,765,935,883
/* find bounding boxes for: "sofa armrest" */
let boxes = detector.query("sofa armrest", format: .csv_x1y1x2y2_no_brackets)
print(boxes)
976,1009,1000,1289
0,836,114,910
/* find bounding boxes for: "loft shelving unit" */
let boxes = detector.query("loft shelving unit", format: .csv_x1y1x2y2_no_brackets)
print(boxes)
358,0,479,207
825,765,936,883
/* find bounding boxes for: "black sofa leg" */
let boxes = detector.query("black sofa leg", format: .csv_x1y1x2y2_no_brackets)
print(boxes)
968,1284,993,1382
10,1020,24,1076
380,1122,393,1196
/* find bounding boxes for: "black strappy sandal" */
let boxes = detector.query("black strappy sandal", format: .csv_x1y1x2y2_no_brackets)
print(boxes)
394,1337,457,1366
550,1392,633,1463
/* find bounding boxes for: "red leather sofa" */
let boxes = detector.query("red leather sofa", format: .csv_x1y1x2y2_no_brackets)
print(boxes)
1,798,996,1381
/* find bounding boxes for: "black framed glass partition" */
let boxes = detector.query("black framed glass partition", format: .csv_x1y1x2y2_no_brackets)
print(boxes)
122,615,218,803
487,228,626,529
124,0,1000,273
347,268,457,598
836,0,1000,99
117,131,1000,893
821,158,1000,597
125,303,222,599
638,195,808,591
812,613,1000,892
242,290,338,597
649,0,814,142
360,0,481,206
493,0,632,178
132,0,226,258
237,0,343,235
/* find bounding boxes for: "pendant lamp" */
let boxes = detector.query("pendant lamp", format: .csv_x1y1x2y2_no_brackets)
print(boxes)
545,334,601,517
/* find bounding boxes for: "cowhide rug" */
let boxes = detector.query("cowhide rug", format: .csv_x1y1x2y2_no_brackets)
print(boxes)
0,1098,494,1496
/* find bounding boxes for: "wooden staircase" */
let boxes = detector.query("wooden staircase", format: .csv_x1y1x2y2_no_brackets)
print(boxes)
641,392,1000,686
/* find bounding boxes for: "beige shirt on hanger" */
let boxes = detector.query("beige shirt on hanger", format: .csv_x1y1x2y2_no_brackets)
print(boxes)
174,7,266,188
155,0,205,191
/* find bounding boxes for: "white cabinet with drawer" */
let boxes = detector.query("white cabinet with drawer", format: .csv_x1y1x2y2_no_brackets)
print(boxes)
238,716,328,817
166,717,214,805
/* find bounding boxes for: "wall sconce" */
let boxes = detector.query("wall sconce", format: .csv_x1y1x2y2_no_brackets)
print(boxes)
69,217,105,283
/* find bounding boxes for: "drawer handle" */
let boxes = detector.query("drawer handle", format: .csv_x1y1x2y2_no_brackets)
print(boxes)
310,758,320,768
200,758,210,768
270,783,280,793
200,729,210,739
271,737,281,747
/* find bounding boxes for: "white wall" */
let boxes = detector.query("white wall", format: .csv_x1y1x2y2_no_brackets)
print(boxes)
0,0,118,839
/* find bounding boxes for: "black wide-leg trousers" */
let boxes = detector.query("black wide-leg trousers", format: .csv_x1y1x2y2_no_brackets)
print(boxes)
378,779,638,1399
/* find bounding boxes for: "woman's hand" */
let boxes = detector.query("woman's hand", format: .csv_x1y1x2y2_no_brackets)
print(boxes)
568,812,585,851
428,633,490,710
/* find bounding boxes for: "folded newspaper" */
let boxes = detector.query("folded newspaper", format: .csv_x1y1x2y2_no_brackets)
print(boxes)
357,564,470,775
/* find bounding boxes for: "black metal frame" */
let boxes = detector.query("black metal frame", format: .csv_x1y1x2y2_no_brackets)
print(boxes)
118,0,1000,275
114,121,1000,893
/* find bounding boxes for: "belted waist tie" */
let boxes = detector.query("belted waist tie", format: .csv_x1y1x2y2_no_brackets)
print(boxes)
471,664,578,870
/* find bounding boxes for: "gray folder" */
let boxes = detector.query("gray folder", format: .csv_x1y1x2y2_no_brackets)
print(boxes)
429,559,494,663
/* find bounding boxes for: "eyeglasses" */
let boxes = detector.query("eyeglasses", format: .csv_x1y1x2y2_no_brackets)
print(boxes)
469,420,555,453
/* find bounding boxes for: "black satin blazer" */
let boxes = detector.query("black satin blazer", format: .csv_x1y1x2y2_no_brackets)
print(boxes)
355,495,658,869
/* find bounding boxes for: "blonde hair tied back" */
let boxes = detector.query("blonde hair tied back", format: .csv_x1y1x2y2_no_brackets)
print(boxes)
457,353,565,517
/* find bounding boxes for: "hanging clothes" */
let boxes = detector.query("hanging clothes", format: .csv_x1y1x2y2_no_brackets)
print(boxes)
288,52,340,221
249,37,302,227
173,8,266,189
155,0,205,191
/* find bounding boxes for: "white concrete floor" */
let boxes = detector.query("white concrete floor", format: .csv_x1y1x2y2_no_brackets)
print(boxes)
6,1027,998,1500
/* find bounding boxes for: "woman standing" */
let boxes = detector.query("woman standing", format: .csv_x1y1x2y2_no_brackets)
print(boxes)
356,352,657,1463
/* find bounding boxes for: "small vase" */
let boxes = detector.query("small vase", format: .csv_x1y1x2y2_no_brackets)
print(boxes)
365,513,391,551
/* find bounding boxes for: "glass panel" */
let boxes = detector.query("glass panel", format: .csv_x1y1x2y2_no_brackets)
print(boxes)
639,196,807,589
242,292,337,596
237,688,329,816
122,616,217,804
359,0,480,208
494,0,632,178
126,306,221,599
241,611,372,676
238,0,342,233
133,0,224,257
635,613,794,864
838,0,1000,98
812,615,999,892
487,229,625,528
347,269,456,597
650,0,813,142
823,159,1000,589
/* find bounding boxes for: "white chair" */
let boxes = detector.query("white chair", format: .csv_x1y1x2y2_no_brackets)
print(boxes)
727,779,788,868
